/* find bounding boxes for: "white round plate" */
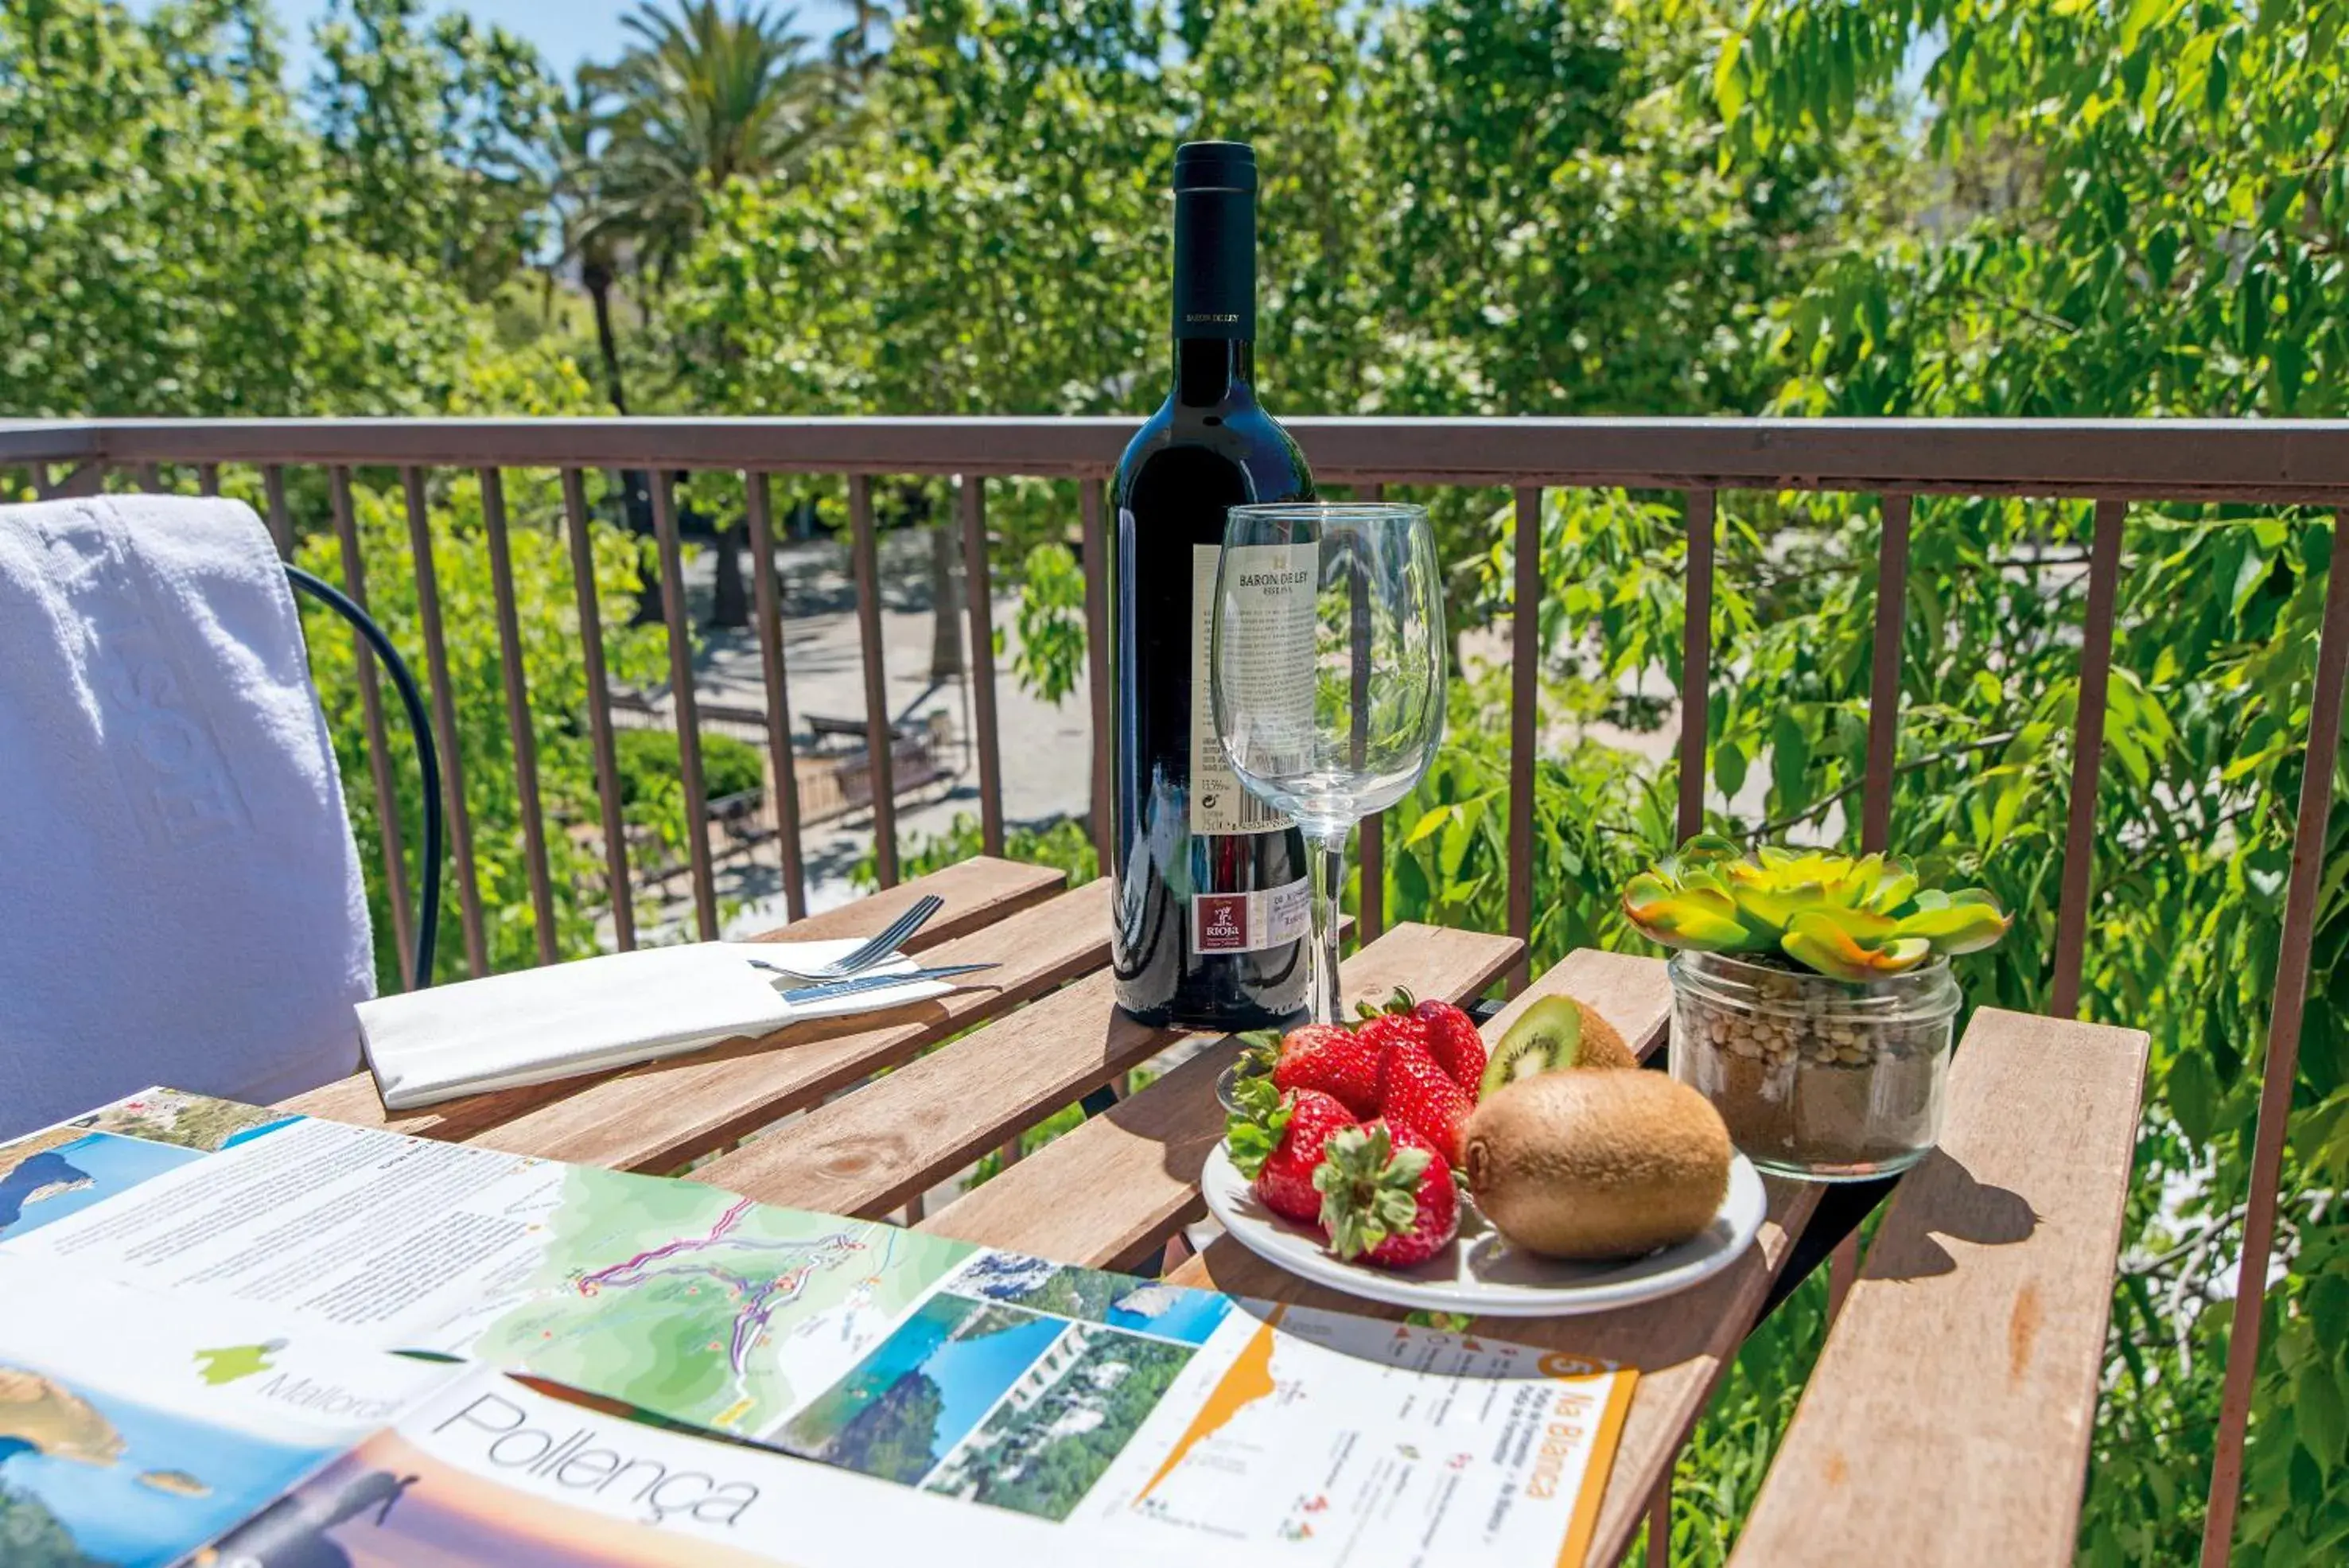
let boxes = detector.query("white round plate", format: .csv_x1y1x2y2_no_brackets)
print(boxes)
1199,1142,1768,1317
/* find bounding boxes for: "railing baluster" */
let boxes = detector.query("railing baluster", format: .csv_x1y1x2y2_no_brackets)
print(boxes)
2200,508,2349,1566
1861,494,1913,854
480,469,558,966
1830,492,1918,1316
1355,481,1386,944
2051,498,2127,1017
1080,478,1114,872
197,463,220,498
403,466,488,975
1507,484,1542,987
329,466,414,988
744,472,808,922
960,474,1005,856
561,469,636,950
850,474,900,887
134,462,161,492
651,470,719,940
261,465,294,558
1678,489,1718,841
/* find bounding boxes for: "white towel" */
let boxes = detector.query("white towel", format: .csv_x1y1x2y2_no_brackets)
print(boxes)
356,940,962,1109
0,496,375,1138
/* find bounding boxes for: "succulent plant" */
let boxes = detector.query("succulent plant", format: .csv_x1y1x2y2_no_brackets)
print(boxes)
1621,835,2012,982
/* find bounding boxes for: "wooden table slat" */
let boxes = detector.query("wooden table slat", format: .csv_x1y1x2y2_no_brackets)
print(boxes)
457,880,1110,1171
697,921,1523,1223
277,857,1070,1145
1726,1007,2149,1568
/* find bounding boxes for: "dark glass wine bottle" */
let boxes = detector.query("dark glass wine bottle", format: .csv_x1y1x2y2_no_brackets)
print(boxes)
1108,139,1314,1028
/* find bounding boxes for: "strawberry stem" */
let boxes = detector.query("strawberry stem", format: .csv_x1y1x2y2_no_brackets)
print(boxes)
1313,1125,1430,1260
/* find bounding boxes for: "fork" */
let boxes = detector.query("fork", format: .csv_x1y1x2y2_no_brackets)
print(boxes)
745,893,945,982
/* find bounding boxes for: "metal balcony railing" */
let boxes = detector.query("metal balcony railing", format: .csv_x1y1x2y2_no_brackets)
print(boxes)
7,412,2349,1531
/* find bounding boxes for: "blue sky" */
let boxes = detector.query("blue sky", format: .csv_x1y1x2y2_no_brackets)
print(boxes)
139,1,852,84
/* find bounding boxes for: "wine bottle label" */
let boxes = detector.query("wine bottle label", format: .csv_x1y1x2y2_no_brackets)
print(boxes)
1191,876,1313,955
1189,542,1316,835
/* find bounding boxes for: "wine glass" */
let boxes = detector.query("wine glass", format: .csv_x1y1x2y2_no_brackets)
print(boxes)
1211,501,1446,1023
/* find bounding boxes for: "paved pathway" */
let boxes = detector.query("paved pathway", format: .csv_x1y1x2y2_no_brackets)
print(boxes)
640,526,1094,940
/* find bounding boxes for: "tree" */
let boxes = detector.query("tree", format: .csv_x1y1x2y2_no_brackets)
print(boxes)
582,0,851,628
0,0,476,417
550,74,637,414
1703,4,2349,1561
591,0,842,283
308,0,561,301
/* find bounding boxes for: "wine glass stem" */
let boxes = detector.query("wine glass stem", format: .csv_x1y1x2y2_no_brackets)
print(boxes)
1308,826,1348,1025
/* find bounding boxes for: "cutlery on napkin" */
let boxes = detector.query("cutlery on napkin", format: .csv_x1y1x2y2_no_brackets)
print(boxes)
355,938,995,1111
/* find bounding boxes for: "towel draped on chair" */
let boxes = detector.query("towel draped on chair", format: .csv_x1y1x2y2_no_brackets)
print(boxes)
0,495,375,1139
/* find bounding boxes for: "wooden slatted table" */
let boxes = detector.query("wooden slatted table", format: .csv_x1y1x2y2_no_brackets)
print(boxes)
278,858,2148,1565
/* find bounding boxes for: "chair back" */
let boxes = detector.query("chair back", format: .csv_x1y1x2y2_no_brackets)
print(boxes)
0,495,375,1138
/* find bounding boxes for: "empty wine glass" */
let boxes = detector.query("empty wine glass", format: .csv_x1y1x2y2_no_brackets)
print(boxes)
1211,501,1446,1023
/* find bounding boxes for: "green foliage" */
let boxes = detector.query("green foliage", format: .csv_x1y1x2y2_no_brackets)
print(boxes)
613,726,766,807
1005,541,1087,705
309,0,560,299
1697,2,2349,1555
672,0,1843,422
584,1,842,278
292,469,671,985
0,0,478,416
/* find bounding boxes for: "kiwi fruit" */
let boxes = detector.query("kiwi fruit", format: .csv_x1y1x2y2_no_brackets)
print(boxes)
1462,1071,1732,1260
1478,994,1637,1099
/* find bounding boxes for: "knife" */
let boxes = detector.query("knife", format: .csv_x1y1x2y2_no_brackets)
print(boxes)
773,963,1000,1006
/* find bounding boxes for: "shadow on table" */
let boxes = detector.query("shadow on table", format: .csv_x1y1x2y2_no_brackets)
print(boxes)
1860,1146,2039,1281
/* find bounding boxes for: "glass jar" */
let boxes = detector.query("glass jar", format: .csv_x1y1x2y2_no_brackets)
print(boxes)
1667,949,1960,1181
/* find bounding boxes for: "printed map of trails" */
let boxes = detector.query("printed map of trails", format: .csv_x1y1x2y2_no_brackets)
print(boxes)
0,1102,978,1446
444,1162,974,1438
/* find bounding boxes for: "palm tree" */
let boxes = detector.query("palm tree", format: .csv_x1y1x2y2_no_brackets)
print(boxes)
564,1,847,626
550,76,634,414
593,0,838,283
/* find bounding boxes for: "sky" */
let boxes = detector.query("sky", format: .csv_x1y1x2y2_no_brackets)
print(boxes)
138,1,853,84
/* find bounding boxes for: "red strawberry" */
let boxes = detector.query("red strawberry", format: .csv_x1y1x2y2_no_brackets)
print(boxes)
1227,1080,1356,1226
1375,1042,1475,1169
1354,988,1434,1064
1413,998,1488,1093
1314,1120,1460,1268
1263,1023,1384,1118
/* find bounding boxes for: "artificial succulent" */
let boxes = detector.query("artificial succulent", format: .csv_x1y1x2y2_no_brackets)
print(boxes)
1621,835,2011,982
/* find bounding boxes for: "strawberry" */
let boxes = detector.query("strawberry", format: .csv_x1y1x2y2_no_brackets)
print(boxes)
1226,1079,1356,1226
1375,1041,1475,1169
1314,1120,1460,1268
1255,1022,1384,1118
1412,997,1488,1094
1353,987,1435,1064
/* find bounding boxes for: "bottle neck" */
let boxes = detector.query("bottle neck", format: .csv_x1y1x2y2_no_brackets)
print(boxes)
1173,337,1254,407
1169,180,1254,410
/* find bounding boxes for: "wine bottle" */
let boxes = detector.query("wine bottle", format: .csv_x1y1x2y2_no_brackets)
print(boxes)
1107,139,1314,1028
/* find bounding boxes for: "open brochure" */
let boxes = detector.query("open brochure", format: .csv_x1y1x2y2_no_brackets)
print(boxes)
1,1088,1634,1567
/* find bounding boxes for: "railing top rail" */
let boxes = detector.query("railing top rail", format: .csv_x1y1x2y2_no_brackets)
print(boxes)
6,416,2349,500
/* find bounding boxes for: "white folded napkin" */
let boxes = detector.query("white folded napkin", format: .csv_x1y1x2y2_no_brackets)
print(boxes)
356,940,959,1111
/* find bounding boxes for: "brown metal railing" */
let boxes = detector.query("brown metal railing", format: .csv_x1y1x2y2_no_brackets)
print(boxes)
8,414,2349,1550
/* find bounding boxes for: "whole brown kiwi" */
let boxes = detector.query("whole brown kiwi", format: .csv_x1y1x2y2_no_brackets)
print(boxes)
1462,1072,1732,1260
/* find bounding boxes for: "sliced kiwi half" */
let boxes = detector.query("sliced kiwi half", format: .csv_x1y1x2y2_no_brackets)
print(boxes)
1477,995,1636,1099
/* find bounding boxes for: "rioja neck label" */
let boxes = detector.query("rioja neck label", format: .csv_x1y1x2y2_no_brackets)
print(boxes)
1190,542,1315,835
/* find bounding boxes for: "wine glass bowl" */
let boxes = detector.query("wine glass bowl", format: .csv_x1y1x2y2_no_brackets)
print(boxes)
1211,502,1446,1021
